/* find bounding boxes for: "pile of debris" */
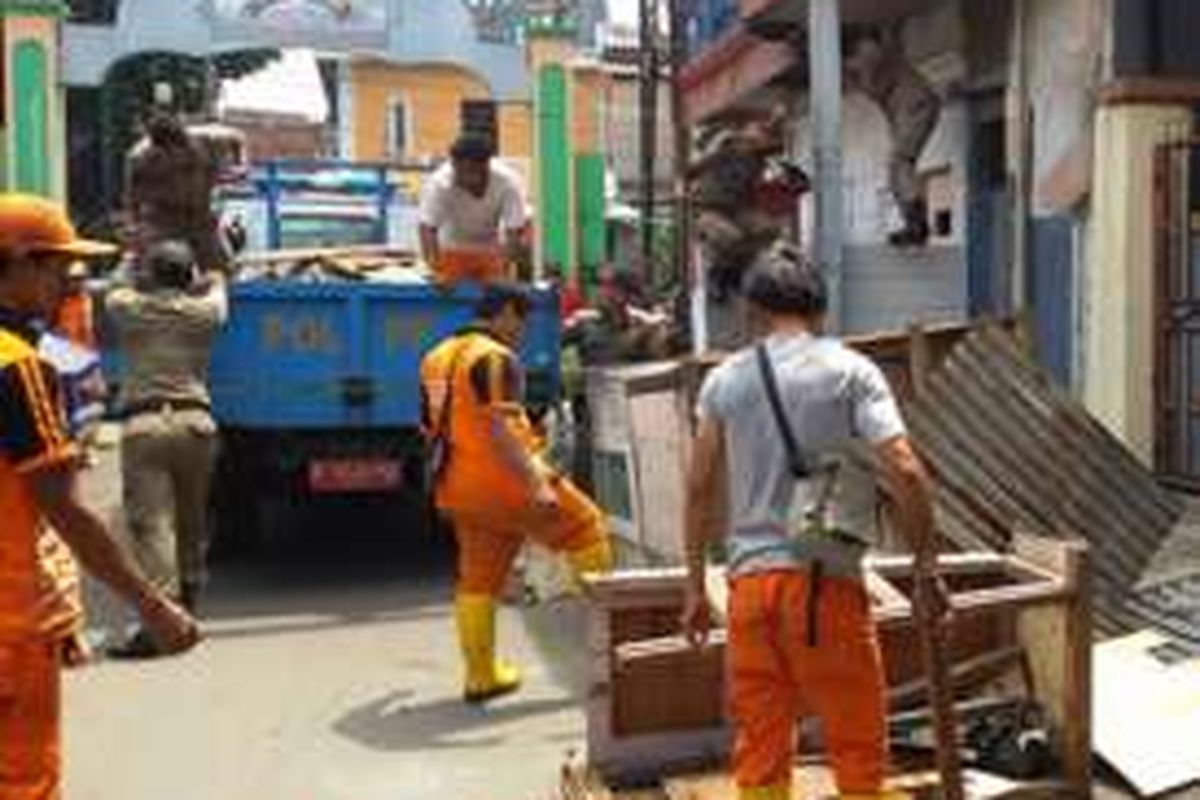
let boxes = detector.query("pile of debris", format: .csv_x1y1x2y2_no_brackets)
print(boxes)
231,246,429,284
566,322,1200,800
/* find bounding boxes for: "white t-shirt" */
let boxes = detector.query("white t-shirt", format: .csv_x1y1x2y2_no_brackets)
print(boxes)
418,160,527,247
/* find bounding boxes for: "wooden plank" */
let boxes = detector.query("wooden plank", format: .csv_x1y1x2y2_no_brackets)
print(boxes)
1014,535,1092,797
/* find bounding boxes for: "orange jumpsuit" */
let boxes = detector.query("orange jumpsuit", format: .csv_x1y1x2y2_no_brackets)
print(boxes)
434,249,509,286
729,570,888,795
0,325,84,800
421,328,608,595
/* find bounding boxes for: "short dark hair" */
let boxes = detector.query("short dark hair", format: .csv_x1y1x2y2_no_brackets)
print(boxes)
143,239,196,290
450,132,496,162
474,282,531,321
742,243,828,317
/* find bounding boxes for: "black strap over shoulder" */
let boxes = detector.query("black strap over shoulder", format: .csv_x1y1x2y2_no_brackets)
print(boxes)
755,342,811,479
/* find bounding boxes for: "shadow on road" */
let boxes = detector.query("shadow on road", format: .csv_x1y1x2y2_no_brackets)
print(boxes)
331,690,577,752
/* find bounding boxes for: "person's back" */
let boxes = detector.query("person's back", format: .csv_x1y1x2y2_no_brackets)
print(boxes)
701,332,899,578
107,276,225,412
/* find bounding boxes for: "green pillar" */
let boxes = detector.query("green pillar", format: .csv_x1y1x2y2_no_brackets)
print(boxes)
13,40,50,196
537,64,570,270
575,153,606,289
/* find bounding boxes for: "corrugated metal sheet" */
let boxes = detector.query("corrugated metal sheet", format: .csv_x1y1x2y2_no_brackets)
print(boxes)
907,325,1185,637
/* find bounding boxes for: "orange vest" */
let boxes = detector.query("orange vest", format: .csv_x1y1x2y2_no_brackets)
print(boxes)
55,291,96,351
0,329,82,643
421,330,538,512
434,249,509,285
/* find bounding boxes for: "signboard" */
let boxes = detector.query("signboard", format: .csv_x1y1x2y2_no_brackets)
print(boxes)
210,0,388,50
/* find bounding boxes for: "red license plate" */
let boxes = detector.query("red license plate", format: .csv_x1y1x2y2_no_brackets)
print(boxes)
308,459,403,493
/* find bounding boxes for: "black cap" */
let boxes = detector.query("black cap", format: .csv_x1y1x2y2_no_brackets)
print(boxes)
143,239,197,289
450,132,496,162
741,242,828,317
474,282,531,320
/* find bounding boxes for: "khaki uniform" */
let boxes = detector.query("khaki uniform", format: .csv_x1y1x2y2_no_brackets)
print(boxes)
107,278,226,597
126,138,229,272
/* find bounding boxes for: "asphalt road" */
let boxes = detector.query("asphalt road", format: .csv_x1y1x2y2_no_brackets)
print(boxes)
65,432,590,800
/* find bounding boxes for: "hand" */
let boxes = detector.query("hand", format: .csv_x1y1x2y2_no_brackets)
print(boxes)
913,566,952,626
532,478,559,513
139,594,201,656
681,587,713,648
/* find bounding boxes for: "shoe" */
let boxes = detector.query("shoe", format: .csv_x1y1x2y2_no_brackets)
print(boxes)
888,201,931,247
739,784,790,800
455,594,522,703
106,628,163,660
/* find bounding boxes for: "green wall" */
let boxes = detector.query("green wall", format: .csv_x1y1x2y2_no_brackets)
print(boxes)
575,152,606,288
537,64,570,271
13,40,50,195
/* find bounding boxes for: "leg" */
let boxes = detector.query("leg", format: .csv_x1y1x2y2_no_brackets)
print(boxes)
523,476,613,578
886,95,939,246
449,513,526,702
170,430,219,613
0,642,62,800
728,575,799,799
121,431,178,597
801,578,889,795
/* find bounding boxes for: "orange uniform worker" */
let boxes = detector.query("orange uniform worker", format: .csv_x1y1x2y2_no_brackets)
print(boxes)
418,133,528,285
0,195,200,800
421,283,613,702
680,248,946,800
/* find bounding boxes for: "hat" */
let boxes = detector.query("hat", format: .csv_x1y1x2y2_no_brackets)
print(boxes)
0,194,115,259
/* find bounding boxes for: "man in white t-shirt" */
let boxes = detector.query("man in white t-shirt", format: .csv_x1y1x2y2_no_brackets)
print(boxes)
419,133,528,284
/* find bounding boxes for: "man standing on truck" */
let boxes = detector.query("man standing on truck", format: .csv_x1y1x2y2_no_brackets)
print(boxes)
0,194,200,799
105,240,227,658
126,108,230,272
421,283,613,702
680,247,946,800
418,133,529,284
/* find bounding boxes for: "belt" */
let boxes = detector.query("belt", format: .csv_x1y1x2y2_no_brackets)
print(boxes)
118,398,212,420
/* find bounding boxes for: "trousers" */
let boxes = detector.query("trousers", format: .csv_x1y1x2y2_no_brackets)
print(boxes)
445,474,607,596
0,641,60,800
728,570,888,793
122,411,218,597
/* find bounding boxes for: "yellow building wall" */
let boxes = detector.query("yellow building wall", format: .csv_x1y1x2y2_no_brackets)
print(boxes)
1085,102,1193,464
570,67,605,154
350,61,532,162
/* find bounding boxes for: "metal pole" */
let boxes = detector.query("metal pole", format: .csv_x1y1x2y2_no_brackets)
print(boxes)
1010,0,1031,315
668,0,691,295
808,0,844,330
639,0,659,283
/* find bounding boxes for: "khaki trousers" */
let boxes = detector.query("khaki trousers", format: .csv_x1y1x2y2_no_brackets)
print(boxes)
121,411,218,597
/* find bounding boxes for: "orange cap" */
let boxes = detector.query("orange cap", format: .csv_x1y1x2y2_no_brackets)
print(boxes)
0,194,115,259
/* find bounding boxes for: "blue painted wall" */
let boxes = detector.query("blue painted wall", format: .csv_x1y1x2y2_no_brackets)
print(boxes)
1029,215,1075,387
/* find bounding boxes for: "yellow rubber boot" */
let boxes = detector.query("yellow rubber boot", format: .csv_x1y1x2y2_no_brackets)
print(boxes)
567,537,614,577
454,593,522,703
739,784,791,800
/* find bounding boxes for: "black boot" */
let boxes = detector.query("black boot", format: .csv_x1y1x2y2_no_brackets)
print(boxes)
888,200,931,247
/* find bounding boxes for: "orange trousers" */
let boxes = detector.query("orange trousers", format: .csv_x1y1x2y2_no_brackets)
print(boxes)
435,250,509,285
728,570,887,794
0,641,61,800
445,475,606,595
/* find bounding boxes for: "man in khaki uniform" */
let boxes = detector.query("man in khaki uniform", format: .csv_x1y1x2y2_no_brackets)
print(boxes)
126,110,229,272
106,240,227,657
845,26,941,247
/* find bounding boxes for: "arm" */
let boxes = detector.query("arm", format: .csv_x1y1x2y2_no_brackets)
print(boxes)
682,415,726,645
874,435,936,566
476,353,556,504
419,224,441,270
498,179,529,264
2,357,198,653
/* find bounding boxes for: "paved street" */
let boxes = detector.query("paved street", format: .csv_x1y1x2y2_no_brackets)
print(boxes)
65,432,589,800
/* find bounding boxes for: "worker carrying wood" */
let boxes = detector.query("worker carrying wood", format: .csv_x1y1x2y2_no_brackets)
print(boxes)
680,244,947,800
125,108,231,272
419,133,530,284
420,283,613,702
844,26,942,248
0,195,199,800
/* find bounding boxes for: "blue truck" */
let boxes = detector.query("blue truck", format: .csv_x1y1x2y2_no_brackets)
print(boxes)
107,159,559,548
206,280,561,548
